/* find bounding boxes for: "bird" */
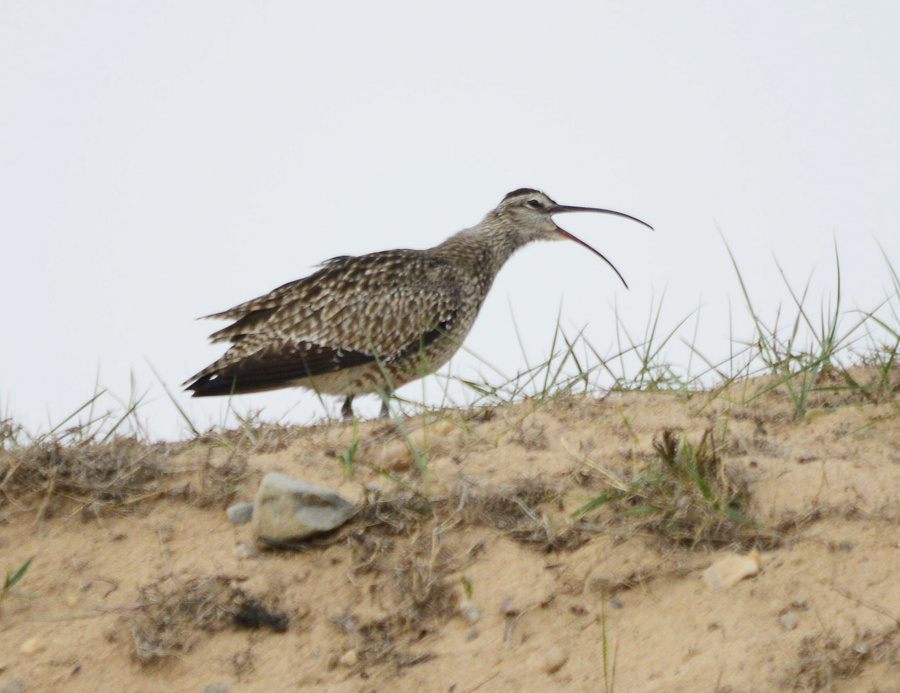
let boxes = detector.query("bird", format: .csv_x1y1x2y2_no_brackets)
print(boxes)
184,188,652,420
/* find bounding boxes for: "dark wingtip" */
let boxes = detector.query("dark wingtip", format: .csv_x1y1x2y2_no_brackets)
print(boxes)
184,374,237,397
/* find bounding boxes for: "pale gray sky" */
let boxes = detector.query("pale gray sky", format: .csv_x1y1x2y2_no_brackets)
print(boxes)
2,2,899,438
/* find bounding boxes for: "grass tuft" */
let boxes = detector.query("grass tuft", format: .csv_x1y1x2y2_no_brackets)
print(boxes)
789,627,900,691
1,433,170,518
126,572,289,664
1,556,34,607
575,428,776,549
331,531,459,671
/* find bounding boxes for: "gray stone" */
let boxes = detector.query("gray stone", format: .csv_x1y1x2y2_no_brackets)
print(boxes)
252,473,355,545
201,684,231,693
226,502,254,525
499,596,518,616
460,601,481,625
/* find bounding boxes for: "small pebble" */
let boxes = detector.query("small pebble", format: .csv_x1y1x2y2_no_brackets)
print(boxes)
460,601,481,625
232,543,256,559
2,680,25,693
702,550,762,591
528,645,568,674
338,649,359,667
610,596,624,609
20,636,44,655
779,611,800,630
465,627,479,642
226,502,254,525
499,596,518,616
200,685,231,693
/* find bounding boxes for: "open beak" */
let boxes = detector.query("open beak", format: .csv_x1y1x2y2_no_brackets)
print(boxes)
548,205,654,289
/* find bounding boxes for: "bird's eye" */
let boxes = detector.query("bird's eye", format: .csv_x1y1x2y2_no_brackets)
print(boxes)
527,199,542,209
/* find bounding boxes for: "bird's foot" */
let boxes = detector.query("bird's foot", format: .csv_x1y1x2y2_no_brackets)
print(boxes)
341,395,355,422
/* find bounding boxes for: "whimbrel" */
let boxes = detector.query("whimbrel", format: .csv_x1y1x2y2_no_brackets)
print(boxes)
185,188,652,419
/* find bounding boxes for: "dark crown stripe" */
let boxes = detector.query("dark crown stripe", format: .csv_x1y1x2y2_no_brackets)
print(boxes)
502,188,542,201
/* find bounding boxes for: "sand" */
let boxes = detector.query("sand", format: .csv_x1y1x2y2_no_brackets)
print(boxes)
2,377,899,692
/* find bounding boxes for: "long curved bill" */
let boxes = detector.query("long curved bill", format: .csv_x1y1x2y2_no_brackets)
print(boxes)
549,205,654,289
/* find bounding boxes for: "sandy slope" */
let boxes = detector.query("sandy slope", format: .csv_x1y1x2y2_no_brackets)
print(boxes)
2,380,900,692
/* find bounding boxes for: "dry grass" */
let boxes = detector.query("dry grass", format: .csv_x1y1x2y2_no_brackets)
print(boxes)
0,433,261,518
331,531,461,671
187,417,308,455
0,434,171,518
126,572,289,664
340,476,593,555
789,627,900,691
320,475,599,672
448,476,593,552
185,450,256,509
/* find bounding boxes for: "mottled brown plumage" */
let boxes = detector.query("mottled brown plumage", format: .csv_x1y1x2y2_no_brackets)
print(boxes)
185,188,651,418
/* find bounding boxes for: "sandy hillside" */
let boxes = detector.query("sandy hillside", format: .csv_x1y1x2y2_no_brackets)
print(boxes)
2,373,900,692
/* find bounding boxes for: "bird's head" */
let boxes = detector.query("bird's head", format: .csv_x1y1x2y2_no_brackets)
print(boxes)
492,188,653,288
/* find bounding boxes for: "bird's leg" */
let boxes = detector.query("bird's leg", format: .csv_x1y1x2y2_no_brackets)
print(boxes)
378,391,393,419
341,395,355,421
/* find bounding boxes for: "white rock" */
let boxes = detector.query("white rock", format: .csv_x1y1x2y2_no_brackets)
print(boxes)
702,550,762,590
252,473,355,545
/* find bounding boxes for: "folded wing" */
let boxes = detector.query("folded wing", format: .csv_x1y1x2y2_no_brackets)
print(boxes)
184,249,463,397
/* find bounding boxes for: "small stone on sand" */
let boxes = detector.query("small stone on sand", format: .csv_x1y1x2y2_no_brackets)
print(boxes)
232,543,256,559
252,473,355,544
702,549,762,590
460,600,481,625
200,684,231,693
20,636,44,655
338,649,358,667
528,645,568,674
226,502,254,525
779,611,800,630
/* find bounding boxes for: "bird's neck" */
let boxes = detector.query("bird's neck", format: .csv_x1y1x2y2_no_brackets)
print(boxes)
431,217,529,280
